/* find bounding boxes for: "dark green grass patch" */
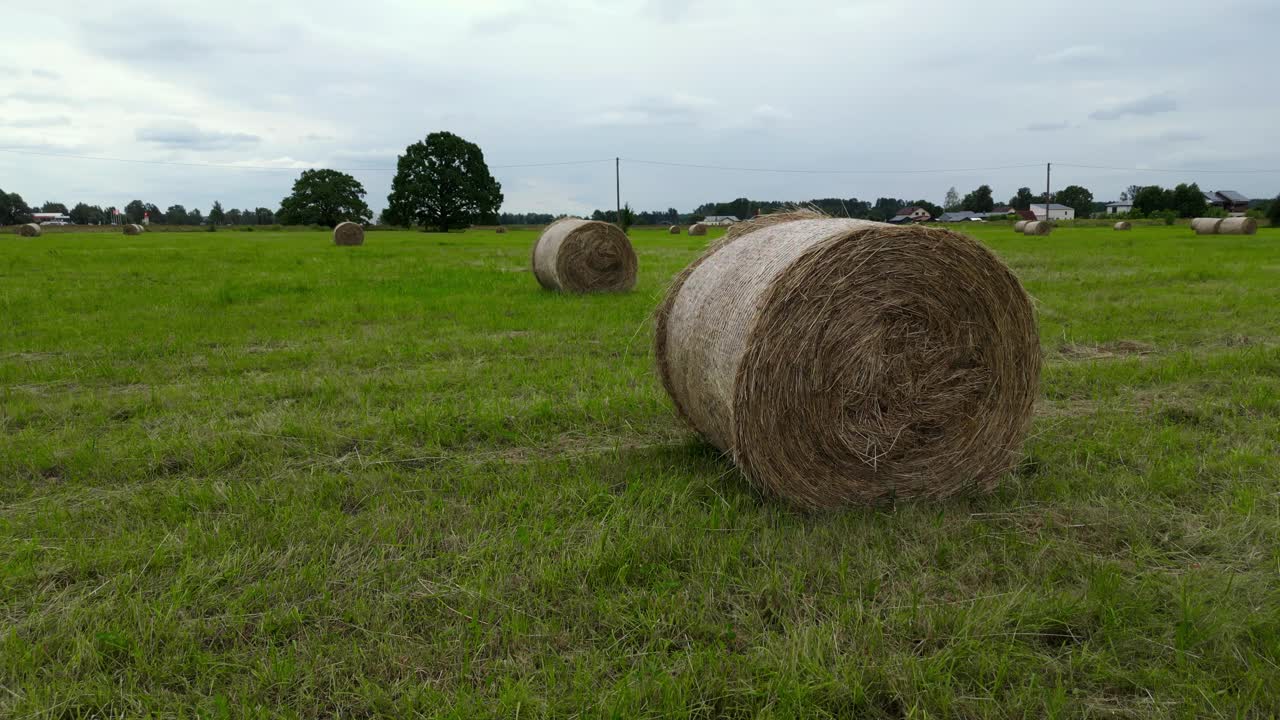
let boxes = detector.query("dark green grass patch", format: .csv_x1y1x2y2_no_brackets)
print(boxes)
2,224,1278,717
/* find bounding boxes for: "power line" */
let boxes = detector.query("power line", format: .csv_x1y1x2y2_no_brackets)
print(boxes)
623,158,1045,175
1054,162,1280,174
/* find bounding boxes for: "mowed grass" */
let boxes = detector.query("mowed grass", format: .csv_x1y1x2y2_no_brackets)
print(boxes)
2,223,1278,718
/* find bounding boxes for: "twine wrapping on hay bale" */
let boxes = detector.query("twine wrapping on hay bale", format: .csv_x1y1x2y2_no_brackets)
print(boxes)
123,224,142,236
654,213,1040,509
1191,218,1223,235
531,218,637,293
495,226,508,234
1114,221,1132,231
1014,220,1028,232
17,223,42,237
1218,217,1258,235
1022,220,1052,236
688,223,708,236
333,222,365,246
669,225,681,235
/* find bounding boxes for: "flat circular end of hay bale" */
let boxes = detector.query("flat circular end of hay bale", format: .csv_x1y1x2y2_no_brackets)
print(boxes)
1191,218,1223,235
531,219,638,293
1114,221,1131,231
1014,220,1028,232
333,222,365,246
1022,221,1052,236
123,224,142,236
669,225,681,235
1218,217,1258,235
17,223,42,237
655,216,1040,509
688,223,708,236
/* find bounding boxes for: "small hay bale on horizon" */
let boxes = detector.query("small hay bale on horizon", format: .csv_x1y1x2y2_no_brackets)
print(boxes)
17,223,42,237
688,223,707,236
669,225,681,235
531,218,637,293
495,226,508,234
333,222,365,246
1022,220,1051,236
1218,217,1258,235
123,224,142,236
654,212,1040,509
1191,218,1223,235
1114,221,1132,231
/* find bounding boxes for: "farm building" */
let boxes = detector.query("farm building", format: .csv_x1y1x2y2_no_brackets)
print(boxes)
1106,201,1134,215
1030,203,1075,221
701,215,740,226
937,211,983,222
1203,190,1250,214
888,206,932,223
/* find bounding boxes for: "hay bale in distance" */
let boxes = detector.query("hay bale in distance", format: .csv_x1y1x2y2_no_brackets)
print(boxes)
17,223,42,237
1022,220,1052,236
1218,217,1258,235
1014,220,1028,232
1114,221,1132,231
1191,218,1223,235
123,224,142,236
669,225,681,235
688,223,708,236
531,218,637,293
333,221,365,246
495,226,508,234
654,214,1040,509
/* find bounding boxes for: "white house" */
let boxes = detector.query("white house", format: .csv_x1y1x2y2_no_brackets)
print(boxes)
701,215,740,226
1105,202,1133,215
889,206,932,223
1030,203,1075,221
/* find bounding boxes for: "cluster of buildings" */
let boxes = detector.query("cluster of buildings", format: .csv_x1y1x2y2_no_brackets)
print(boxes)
1104,190,1250,216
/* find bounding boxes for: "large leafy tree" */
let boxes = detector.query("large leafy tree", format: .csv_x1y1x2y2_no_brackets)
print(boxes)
1009,187,1036,211
226,209,243,225
1,191,32,224
209,201,226,226
385,131,503,231
41,201,69,214
960,185,995,213
165,205,189,225
124,200,147,224
943,187,960,211
254,207,275,225
189,208,204,225
1133,185,1172,216
1170,183,1207,218
277,168,372,227
69,203,94,224
1056,185,1094,219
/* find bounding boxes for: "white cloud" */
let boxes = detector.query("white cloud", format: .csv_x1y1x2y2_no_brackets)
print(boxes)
1035,45,1110,64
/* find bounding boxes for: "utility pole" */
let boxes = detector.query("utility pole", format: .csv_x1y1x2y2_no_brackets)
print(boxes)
1045,162,1052,221
615,157,622,231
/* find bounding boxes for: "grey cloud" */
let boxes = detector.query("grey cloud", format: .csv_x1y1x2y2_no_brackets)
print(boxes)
1035,45,1108,65
1024,121,1071,132
1090,93,1177,121
583,94,716,127
471,7,563,34
0,116,72,128
136,123,261,150
2,91,81,106
644,0,701,22
1154,129,1205,143
30,68,61,79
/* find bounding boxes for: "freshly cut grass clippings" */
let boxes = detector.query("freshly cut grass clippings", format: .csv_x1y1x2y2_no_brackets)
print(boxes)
654,213,1040,509
531,218,637,293
333,222,365,246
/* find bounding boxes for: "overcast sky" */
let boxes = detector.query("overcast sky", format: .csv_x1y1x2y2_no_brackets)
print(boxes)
2,0,1277,216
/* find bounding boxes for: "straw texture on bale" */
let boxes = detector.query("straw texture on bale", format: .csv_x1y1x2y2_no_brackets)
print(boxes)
1014,220,1028,232
1191,218,1223,235
688,223,707,236
531,218,637,293
17,223,42,237
333,221,365,246
1114,221,1132,231
123,224,142,236
654,213,1041,509
1022,220,1052,236
1218,217,1258,235
669,225,681,235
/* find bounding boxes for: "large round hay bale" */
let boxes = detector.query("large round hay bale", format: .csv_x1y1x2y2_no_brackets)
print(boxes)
1014,220,1028,232
1022,221,1052,236
1114,221,1132,231
531,218,637,293
495,226,508,234
17,223,42,237
123,224,142,236
688,223,708,236
1191,218,1223,235
654,214,1040,509
1218,217,1258,235
333,221,365,246
669,225,681,235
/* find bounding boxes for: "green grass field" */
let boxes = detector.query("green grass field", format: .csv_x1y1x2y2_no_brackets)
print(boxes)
3,224,1279,717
